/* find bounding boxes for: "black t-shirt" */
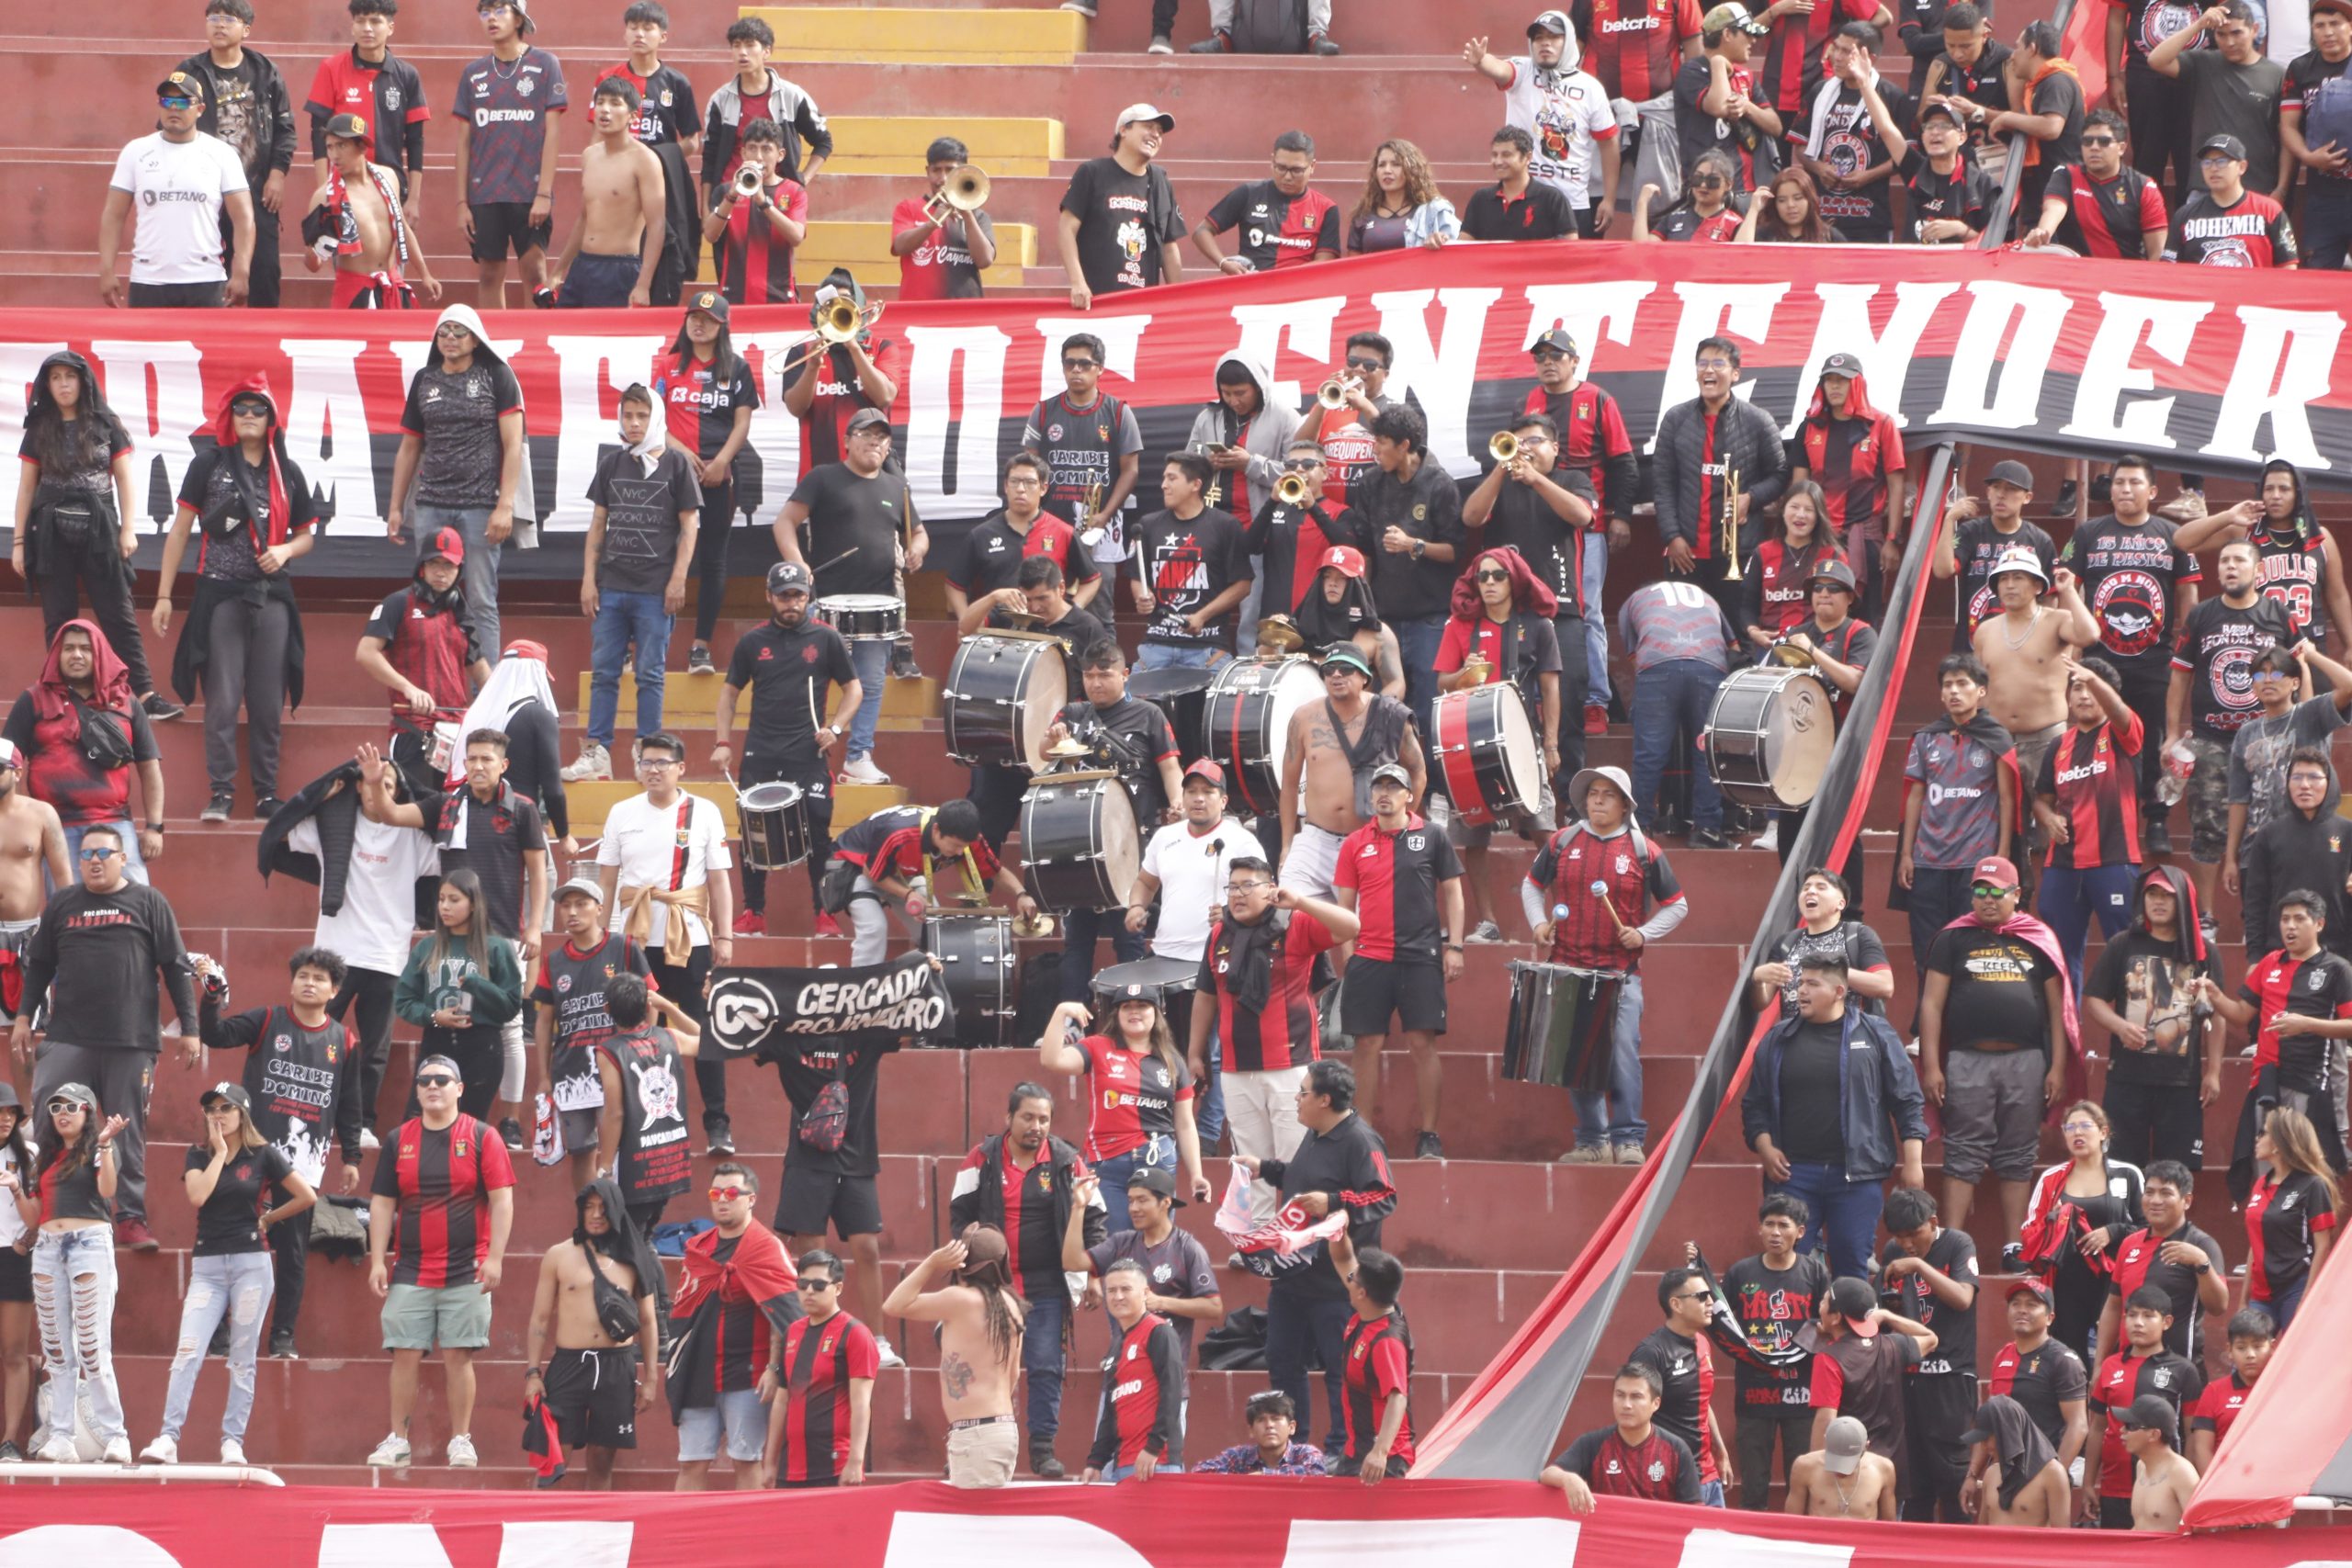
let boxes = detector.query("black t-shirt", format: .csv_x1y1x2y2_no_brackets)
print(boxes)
1351,462,1467,623
1720,1250,1830,1404
2057,513,2200,673
1803,82,1907,239
175,445,320,582
775,1037,898,1177
1926,925,2057,1053
2085,928,2212,1089
587,446,704,594
1877,1226,1978,1377
1059,156,1184,295
1133,506,1251,648
1478,468,1598,605
2021,69,2086,202
1776,1018,1849,1165
949,509,1101,600
423,786,547,941
186,1142,294,1257
399,358,523,512
2118,0,2208,67
1768,920,1891,1016
1898,147,1994,243
788,463,910,599
1674,56,1772,193
1628,1325,1714,1476
1992,1336,2089,1451
1461,182,1577,240
2174,594,2295,741
1056,695,1180,825
726,618,858,762
2286,50,2352,188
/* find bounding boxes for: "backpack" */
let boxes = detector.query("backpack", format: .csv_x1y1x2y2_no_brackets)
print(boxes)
798,1073,851,1153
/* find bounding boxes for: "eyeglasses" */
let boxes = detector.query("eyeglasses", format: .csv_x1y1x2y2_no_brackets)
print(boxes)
2290,773,2332,786
638,756,682,769
1695,358,1736,371
1272,161,1314,176
1005,475,1043,489
2199,152,2239,165
1227,880,1272,894
1476,570,1511,582
414,1074,456,1089
709,1184,751,1202
1970,883,2016,898
2254,669,2293,682
2060,1120,2102,1134
78,847,121,862
1062,358,1099,371
1344,356,1385,373
434,324,475,338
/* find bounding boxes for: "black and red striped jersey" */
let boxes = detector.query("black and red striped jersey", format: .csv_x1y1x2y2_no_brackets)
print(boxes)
2090,1347,2204,1496
369,1113,514,1287
362,585,478,735
961,1143,1087,1300
2037,713,2144,870
1754,0,1881,113
1341,1310,1416,1468
1335,813,1464,963
2245,1168,2335,1306
778,1309,879,1483
1578,0,1705,100
1089,1312,1182,1470
2042,164,2166,260
1989,1337,2089,1451
1196,910,1339,1072
949,509,1100,600
786,342,883,480
304,48,427,189
1078,1037,1193,1163
705,1231,776,1395
1531,824,1682,971
653,347,761,462
2238,946,2352,1077
1525,381,1639,520
1742,537,1849,637
1798,405,1905,538
1202,181,1340,269
710,178,808,305
2166,189,2297,268
831,806,1001,890
2188,1370,2255,1446
1551,1425,1702,1501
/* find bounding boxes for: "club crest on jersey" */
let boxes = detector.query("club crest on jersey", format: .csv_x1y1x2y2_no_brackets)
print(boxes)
1407,834,1426,852
1616,855,1631,873
273,1034,292,1054
556,974,573,994
2314,970,2330,991
1648,1460,1667,1482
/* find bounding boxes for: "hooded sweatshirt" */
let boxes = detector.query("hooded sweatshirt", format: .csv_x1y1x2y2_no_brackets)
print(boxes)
1183,353,1299,524
2,619,154,828
399,304,539,534
2240,759,2352,959
2251,458,2333,649
17,350,132,507
1797,368,1905,544
167,376,312,707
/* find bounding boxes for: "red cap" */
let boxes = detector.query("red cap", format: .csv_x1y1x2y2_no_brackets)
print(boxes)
1320,545,1367,580
1972,855,2020,888
503,638,549,664
2007,1278,2054,1306
423,525,466,568
1182,758,1226,787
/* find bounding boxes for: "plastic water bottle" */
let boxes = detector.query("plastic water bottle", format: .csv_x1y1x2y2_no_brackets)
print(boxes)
2157,739,2195,807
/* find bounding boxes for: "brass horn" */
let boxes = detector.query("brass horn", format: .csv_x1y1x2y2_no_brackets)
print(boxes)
1317,377,1352,411
775,299,885,379
1488,431,1519,465
733,163,764,197
1275,471,1311,506
927,165,990,220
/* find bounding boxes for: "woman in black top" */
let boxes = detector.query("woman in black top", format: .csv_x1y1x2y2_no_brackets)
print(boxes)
660,298,759,674
2019,1100,2145,1365
2245,1105,2340,1333
29,1082,129,1463
9,352,173,717
0,1084,39,1461
393,870,526,1120
142,1083,313,1465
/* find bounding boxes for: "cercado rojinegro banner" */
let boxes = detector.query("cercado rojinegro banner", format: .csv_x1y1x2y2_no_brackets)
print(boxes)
2,243,2346,578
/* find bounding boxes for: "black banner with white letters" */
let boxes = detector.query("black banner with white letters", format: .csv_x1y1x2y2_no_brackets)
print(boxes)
704,954,954,1058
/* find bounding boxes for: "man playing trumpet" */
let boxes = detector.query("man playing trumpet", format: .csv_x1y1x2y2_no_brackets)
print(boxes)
1654,337,1789,632
892,135,998,300
703,117,808,305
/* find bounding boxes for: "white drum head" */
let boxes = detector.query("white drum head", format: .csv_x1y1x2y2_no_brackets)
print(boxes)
821,593,899,615
1489,686,1543,812
1012,642,1068,770
1261,657,1324,795
1766,671,1835,804
739,782,802,810
1096,779,1142,895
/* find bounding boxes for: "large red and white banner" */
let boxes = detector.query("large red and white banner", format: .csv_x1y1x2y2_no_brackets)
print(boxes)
5,1479,2346,1566
2,243,2347,576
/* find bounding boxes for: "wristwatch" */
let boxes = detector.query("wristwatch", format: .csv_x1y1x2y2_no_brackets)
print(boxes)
147,822,165,834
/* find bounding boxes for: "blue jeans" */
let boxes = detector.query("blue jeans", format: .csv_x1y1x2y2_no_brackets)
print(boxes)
1570,970,1646,1149
1059,905,1148,1003
586,589,674,748
1134,642,1222,673
1580,541,1611,707
1023,1290,1069,1442
33,1226,123,1447
1771,1160,1887,1281
1265,1288,1352,1450
1700,1479,1727,1508
1105,1460,1182,1479
159,1249,274,1442
412,502,501,660
1196,1029,1226,1146
2267,1275,2307,1334
1393,616,1445,751
61,819,148,887
1629,660,1724,831
1092,1134,1177,1233
846,637,888,760
2040,862,2139,996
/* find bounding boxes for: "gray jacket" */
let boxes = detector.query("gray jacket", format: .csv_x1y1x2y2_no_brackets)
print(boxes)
1652,391,1790,554
1184,352,1300,522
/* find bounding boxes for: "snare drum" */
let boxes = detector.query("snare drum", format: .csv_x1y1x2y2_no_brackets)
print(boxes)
921,915,1018,1048
944,633,1069,771
738,781,812,872
1019,772,1141,912
1203,656,1323,817
1430,684,1543,828
1703,665,1835,808
814,593,906,641
1502,962,1623,1096
1127,667,1216,767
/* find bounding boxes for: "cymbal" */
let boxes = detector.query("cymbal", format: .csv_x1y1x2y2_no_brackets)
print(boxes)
1012,912,1058,939
1046,738,1093,759
1258,615,1306,653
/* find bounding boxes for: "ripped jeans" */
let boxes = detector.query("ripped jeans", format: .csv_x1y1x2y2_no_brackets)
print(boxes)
32,1226,123,1447
159,1250,276,1442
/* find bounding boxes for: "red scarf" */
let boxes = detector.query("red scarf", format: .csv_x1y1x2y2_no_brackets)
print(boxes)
200,377,292,548
1938,907,2088,1118
29,618,131,740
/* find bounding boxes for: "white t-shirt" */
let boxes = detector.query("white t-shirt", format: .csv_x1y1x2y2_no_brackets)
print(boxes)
596,792,734,949
1141,818,1250,963
108,130,247,285
290,817,441,976
1502,60,1619,209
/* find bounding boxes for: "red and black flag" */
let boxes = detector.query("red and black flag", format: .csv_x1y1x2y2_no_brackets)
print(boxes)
665,1218,801,1422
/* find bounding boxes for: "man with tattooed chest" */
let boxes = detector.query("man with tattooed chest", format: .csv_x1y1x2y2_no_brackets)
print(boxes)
1276,644,1426,899
884,1224,1026,1487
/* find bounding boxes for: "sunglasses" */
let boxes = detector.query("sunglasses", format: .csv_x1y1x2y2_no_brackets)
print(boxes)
1062,358,1099,370
2253,669,2293,682
2081,135,2118,147
1970,883,2016,897
1344,356,1385,372
1679,1289,1715,1303
709,1184,751,1201
44,1100,85,1115
1476,570,1511,581
415,1074,456,1089
231,403,271,419
78,847,121,862
158,95,197,109
1692,175,1727,188
797,1277,842,1290
1281,457,1322,471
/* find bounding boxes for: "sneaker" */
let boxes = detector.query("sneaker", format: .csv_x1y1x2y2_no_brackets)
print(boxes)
842,753,890,784
1309,29,1341,53
2090,472,2113,504
2051,479,2080,516
253,796,282,821
102,1437,132,1466
499,1116,525,1152
2143,818,2173,855
220,1438,246,1465
139,1435,177,1465
446,1433,478,1468
732,909,767,937
814,912,844,939
706,1117,737,1157
1748,819,1781,852
200,791,232,823
1611,1144,1645,1167
1558,1145,1609,1165
268,1328,298,1359
1057,0,1099,13
2159,488,2207,523
1031,1446,1067,1478
116,1216,159,1253
1225,1251,1247,1270
141,693,186,721
367,1432,411,1467
1148,32,1175,51
0,1441,21,1462
1187,29,1230,51
889,639,922,681
560,742,613,783
359,1128,380,1152
36,1436,76,1463
687,644,716,677
1690,827,1729,850
1414,1131,1443,1160
1465,920,1502,944
2000,1241,2026,1272
1583,705,1608,737
876,1336,908,1371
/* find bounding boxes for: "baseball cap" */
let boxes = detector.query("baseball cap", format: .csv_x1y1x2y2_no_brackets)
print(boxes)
422,525,466,569
1127,1165,1186,1208
46,1082,97,1111
1822,1416,1870,1475
1530,328,1579,359
2316,0,2352,19
2007,1277,2055,1307
767,559,813,595
2122,1393,2180,1444
1917,98,1964,128
1987,459,2035,491
1319,544,1368,580
200,1082,253,1113
2200,131,2248,161
1990,542,2048,585
1809,557,1859,594
1703,2,1772,34
1112,103,1176,148
1826,1276,1880,1334
322,111,370,142
685,289,729,323
157,71,208,102
1972,854,2022,889
1182,758,1227,788
554,875,606,905
1370,761,1413,790
1320,643,1375,679
1112,981,1160,1009
846,407,892,435
1528,7,1573,35
1819,352,1865,380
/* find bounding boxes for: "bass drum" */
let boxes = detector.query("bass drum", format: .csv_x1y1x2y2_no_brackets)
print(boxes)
1127,666,1215,767
1018,772,1141,913
1704,665,1835,809
921,915,1018,1048
1203,656,1323,818
1430,683,1543,828
944,632,1068,772
737,781,812,872
1502,962,1623,1097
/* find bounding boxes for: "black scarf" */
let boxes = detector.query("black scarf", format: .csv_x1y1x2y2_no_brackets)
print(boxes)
1297,578,1380,647
576,1174,661,1303
1222,908,1289,1014
1976,1395,2057,1509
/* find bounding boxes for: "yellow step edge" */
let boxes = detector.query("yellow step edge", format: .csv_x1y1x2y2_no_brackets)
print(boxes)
562,776,910,836
741,7,1084,62
576,671,942,722
798,220,1038,268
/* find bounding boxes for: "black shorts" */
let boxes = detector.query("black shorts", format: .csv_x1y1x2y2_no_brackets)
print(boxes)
544,1345,639,1450
1339,956,1446,1037
559,252,641,309
774,1162,883,1240
1901,1374,1976,1499
469,200,552,262
0,1247,29,1304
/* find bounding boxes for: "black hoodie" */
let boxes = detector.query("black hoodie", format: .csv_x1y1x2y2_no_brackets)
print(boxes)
17,352,132,561
2240,762,2352,958
2083,863,2215,1090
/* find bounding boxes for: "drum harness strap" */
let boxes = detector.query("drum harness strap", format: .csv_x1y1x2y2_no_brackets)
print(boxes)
914,807,986,902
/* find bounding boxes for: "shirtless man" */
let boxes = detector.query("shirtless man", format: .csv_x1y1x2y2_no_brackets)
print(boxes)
1785,1416,1898,1519
0,741,65,1022
551,77,665,309
307,113,438,309
883,1224,1026,1490
2122,1394,2199,1531
523,1178,660,1490
1276,643,1424,899
1973,550,2099,863
1962,1394,2072,1527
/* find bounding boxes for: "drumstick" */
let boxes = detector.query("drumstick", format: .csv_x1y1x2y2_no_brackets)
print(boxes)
1589,878,1634,938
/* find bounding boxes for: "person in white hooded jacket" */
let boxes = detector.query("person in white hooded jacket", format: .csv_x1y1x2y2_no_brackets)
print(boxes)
1185,352,1299,636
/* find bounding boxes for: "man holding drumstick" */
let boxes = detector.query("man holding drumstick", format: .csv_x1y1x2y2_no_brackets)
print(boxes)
1521,765,1689,1167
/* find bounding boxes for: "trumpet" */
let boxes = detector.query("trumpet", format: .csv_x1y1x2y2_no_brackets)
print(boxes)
924,164,990,220
1721,465,1744,581
732,163,764,198
775,298,885,379
1488,431,1520,465
1275,471,1312,507
1317,376,1359,411
1078,479,1108,548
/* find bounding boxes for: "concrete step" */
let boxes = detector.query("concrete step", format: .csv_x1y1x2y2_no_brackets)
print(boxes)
743,6,1088,64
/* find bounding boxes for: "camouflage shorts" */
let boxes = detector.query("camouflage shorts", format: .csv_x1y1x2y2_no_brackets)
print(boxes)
2184,734,2232,863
